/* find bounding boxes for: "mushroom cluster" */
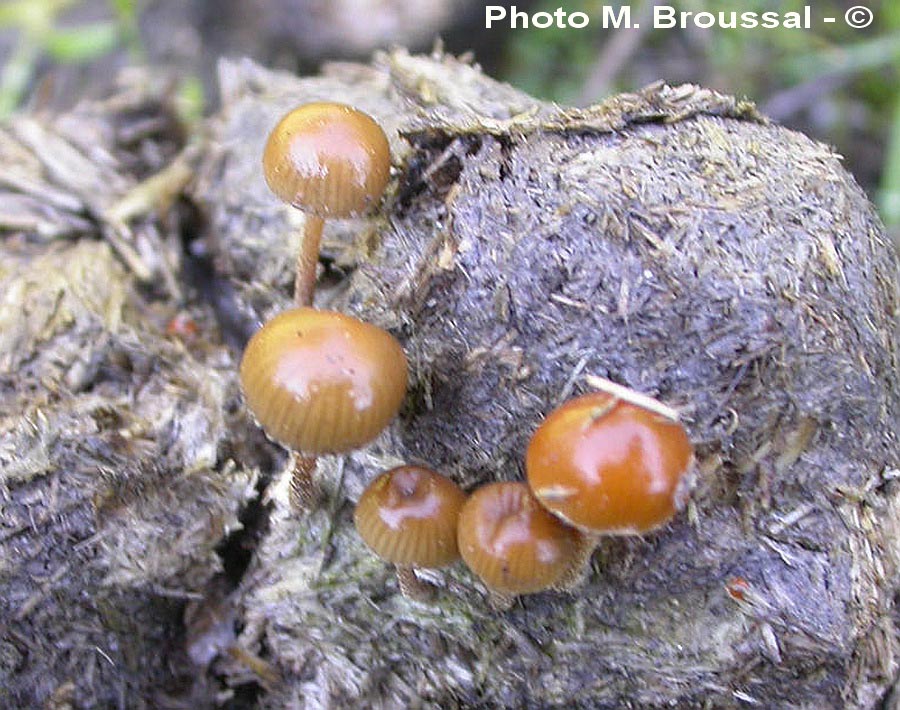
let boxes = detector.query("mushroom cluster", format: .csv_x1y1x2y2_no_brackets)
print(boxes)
241,101,695,608
353,384,694,607
455,386,693,606
240,102,405,508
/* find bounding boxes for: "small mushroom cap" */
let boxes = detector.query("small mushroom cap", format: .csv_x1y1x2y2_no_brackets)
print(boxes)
526,392,693,534
239,308,407,454
457,482,584,596
354,465,467,568
262,102,391,218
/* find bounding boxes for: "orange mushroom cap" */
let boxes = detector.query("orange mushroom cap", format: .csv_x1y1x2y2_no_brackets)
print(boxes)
239,308,407,454
262,102,391,218
457,482,584,596
526,392,693,534
355,465,467,568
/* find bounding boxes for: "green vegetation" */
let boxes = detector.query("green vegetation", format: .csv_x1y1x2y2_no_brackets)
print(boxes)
0,0,138,117
877,2,900,226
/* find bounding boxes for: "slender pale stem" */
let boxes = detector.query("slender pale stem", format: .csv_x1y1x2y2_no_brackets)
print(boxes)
289,215,325,510
294,215,324,307
395,565,436,602
555,531,600,592
225,645,282,686
487,590,515,611
288,453,319,511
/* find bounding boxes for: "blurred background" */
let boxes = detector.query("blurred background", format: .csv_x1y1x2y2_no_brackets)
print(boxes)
1,0,898,240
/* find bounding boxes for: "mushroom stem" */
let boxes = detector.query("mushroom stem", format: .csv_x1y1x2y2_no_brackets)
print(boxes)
395,565,436,602
555,531,600,592
294,215,325,307
487,591,515,611
225,645,282,687
288,452,319,510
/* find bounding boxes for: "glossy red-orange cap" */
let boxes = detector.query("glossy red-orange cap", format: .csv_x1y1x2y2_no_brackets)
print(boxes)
526,392,693,534
239,308,407,454
457,482,584,596
354,465,467,568
262,102,391,218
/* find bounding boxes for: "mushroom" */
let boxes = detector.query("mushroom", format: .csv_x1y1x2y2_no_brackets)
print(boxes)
525,389,693,578
354,465,467,600
456,481,585,608
526,390,693,534
240,307,407,507
262,102,392,306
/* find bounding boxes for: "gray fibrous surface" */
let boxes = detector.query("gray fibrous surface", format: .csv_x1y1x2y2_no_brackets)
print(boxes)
0,86,259,708
0,239,260,708
0,50,897,709
197,53,899,709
